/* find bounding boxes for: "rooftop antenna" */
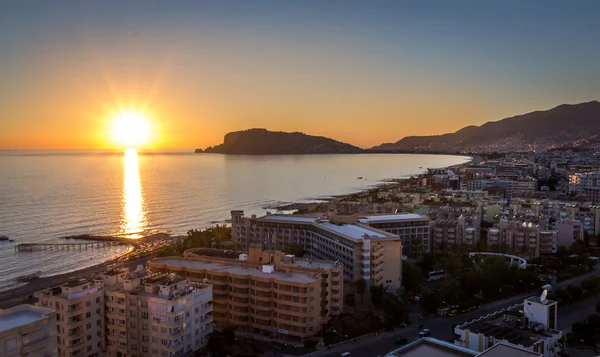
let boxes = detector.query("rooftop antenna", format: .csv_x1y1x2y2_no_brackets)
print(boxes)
540,289,548,305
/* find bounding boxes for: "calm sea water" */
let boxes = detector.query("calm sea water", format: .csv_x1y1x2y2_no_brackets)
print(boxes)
0,150,470,290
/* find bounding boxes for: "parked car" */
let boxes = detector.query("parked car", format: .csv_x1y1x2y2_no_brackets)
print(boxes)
419,329,431,337
395,336,409,345
340,352,351,357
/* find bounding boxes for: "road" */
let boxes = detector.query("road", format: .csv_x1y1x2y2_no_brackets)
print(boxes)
303,265,600,357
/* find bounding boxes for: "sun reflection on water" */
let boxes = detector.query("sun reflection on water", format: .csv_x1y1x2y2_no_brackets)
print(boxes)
121,148,146,238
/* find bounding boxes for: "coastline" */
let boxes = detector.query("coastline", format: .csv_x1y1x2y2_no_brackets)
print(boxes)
271,154,475,213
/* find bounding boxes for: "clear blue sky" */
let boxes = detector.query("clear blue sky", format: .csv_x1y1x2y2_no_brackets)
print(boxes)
1,1,599,149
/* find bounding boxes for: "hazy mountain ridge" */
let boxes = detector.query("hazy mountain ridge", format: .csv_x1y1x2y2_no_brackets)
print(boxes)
371,101,600,153
198,128,364,155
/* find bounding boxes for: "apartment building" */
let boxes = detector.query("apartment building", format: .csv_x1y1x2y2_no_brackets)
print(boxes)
487,220,558,258
105,273,213,357
231,211,405,289
356,214,429,254
34,271,126,357
431,217,478,253
0,304,57,357
585,187,600,204
569,170,600,194
554,219,584,248
148,246,344,343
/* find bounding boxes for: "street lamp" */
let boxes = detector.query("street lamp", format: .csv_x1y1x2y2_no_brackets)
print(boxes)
332,330,348,343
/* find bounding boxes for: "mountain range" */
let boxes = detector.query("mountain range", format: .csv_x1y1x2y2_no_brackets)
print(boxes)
372,100,600,153
196,101,600,155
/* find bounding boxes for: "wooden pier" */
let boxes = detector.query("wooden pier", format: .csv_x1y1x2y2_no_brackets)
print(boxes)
15,242,123,252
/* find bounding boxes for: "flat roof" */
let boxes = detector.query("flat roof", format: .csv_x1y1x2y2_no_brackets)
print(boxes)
478,343,542,357
0,311,45,332
317,222,392,241
257,215,317,224
358,214,428,223
150,258,318,284
386,337,477,357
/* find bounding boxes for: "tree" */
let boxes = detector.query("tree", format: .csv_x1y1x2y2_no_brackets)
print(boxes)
222,326,236,345
283,243,305,257
356,279,366,304
402,262,424,293
206,332,228,357
596,301,600,314
370,285,384,306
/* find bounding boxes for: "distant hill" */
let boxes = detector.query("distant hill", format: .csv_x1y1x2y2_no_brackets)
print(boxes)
199,128,364,155
371,101,600,153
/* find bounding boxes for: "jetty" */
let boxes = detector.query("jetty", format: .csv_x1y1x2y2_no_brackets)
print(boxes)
15,241,123,252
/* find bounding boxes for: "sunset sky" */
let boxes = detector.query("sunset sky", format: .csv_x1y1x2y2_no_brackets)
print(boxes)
1,1,599,150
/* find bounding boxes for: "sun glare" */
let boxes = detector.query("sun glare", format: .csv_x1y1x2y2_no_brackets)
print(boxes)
110,111,152,148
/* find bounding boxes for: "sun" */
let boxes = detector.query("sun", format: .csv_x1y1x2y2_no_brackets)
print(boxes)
109,110,152,148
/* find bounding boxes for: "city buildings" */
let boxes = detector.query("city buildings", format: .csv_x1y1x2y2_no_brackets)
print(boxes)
487,220,558,258
585,187,600,204
454,297,562,357
231,211,405,289
0,304,57,357
148,245,343,343
104,272,213,357
569,170,600,195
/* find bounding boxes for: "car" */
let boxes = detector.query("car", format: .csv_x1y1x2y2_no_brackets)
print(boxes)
340,353,351,357
395,336,408,345
418,329,431,337
447,312,458,317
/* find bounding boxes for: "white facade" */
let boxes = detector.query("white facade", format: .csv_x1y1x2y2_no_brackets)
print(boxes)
0,304,57,357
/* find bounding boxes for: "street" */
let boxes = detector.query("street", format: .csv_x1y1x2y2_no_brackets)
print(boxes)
302,265,600,357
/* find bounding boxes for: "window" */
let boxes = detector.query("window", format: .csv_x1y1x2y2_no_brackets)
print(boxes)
96,308,101,315
152,337,158,343
87,335,92,341
87,323,91,329
97,319,102,326
86,312,91,318
152,326,158,332
86,300,91,307
96,297,101,304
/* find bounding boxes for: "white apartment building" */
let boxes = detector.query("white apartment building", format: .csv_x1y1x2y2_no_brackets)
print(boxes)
554,219,584,248
0,304,57,357
231,211,405,290
431,217,478,253
454,297,562,357
105,273,213,357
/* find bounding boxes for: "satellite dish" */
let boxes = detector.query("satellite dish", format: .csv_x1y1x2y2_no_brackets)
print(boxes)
540,289,548,304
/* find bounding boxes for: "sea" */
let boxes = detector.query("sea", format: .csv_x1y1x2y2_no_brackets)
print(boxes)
0,150,470,291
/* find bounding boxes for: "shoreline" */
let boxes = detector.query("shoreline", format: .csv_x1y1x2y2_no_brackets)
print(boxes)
271,155,475,213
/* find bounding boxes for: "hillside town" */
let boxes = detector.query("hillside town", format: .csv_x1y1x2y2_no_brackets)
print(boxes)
3,149,600,357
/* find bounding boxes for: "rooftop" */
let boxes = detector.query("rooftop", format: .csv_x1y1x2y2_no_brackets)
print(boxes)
187,247,244,259
458,308,561,347
477,343,542,357
0,306,53,333
358,213,428,223
257,215,317,224
316,222,393,241
150,258,319,284
386,337,478,357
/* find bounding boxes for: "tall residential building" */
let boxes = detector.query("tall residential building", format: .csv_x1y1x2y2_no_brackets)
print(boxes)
231,211,405,290
554,219,584,248
148,246,344,343
0,304,57,357
34,271,126,357
105,273,213,357
487,220,558,258
585,187,600,204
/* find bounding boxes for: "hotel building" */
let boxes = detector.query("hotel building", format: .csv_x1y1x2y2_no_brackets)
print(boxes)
231,211,412,289
148,246,344,343
0,304,57,357
104,273,213,357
